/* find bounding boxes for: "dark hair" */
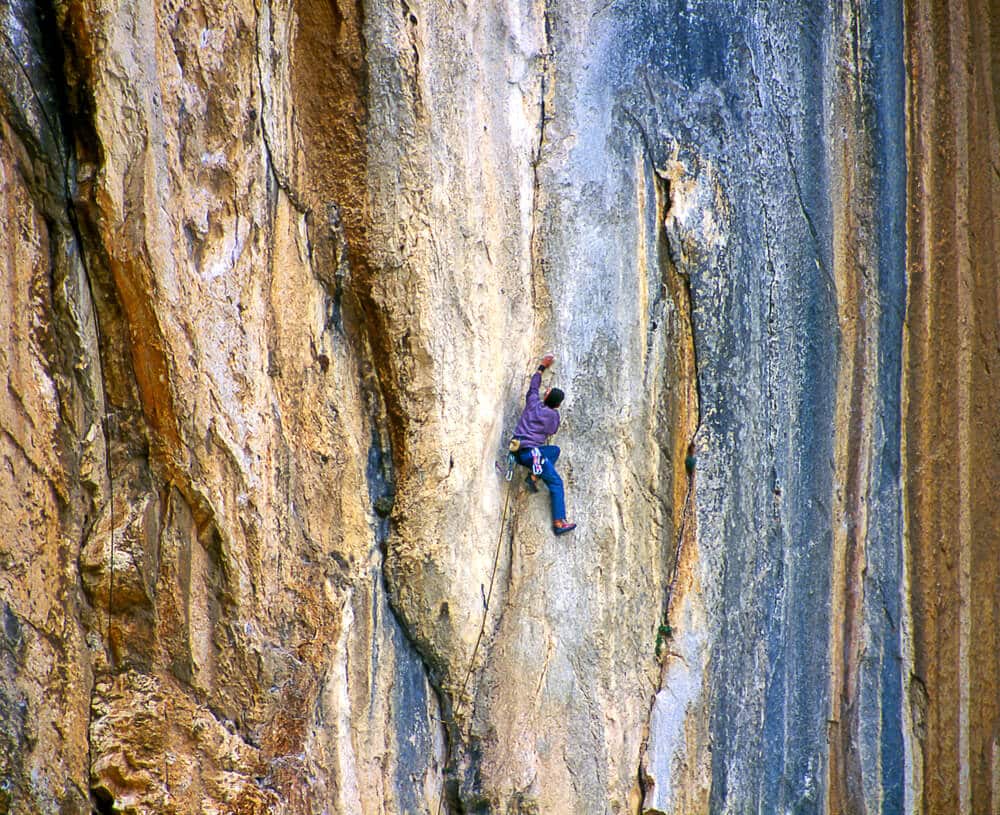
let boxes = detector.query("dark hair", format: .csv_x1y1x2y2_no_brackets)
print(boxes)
544,388,564,408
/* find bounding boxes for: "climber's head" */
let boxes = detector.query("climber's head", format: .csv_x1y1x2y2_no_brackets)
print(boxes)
543,387,564,409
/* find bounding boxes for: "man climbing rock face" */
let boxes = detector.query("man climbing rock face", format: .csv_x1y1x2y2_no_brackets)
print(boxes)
512,353,577,535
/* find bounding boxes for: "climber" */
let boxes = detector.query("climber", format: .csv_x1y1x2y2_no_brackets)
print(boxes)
511,353,577,535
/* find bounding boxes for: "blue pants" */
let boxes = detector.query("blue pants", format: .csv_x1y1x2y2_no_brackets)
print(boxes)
515,445,566,522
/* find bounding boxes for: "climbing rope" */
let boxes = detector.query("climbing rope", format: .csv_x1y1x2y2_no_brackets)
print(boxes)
655,441,696,658
434,467,516,815
457,474,513,717
434,361,545,814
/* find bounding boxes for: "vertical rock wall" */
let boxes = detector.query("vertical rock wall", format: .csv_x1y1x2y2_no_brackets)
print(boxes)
0,0,998,813
903,0,1000,812
0,1,100,809
2,0,447,810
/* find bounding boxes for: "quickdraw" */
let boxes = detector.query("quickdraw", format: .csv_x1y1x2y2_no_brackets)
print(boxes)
505,438,520,481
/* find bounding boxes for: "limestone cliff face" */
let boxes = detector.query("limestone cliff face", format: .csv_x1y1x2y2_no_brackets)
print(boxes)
903,1,1000,812
1,0,998,813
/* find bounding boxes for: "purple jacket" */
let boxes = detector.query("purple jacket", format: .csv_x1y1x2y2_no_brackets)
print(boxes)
513,372,560,447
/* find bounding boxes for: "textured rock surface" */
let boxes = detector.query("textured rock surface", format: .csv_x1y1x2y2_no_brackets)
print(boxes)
2,0,444,810
902,0,1000,812
0,1,98,809
0,0,998,813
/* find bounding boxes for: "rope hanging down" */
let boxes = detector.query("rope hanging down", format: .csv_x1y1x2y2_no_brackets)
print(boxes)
455,473,514,719
435,360,542,814
434,465,516,815
655,441,696,658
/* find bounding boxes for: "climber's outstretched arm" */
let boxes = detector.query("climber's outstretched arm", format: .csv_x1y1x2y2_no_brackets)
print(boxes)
525,353,554,406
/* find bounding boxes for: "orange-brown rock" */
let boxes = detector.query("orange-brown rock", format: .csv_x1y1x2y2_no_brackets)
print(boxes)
903,1,1000,812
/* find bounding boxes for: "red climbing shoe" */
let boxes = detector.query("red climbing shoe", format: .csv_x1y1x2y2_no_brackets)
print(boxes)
553,519,576,536
525,475,540,493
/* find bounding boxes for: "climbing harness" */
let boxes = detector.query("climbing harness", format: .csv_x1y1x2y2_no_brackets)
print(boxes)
503,437,545,482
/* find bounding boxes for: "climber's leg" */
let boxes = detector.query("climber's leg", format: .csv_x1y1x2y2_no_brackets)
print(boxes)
516,446,574,533
536,446,565,521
